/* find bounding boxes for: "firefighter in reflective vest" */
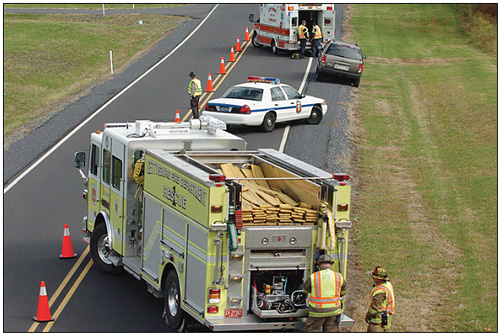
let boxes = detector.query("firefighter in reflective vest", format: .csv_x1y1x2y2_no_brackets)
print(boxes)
298,20,309,59
188,72,203,119
365,266,395,332
303,254,347,332
310,22,323,58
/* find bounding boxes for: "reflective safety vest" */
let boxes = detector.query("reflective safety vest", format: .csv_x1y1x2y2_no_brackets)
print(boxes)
308,269,343,309
298,25,308,39
312,25,323,39
188,78,203,96
368,282,395,316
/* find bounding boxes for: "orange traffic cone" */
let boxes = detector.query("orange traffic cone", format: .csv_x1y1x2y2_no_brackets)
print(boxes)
235,36,242,52
206,73,214,92
175,110,181,123
229,46,236,62
244,27,250,41
60,224,77,259
33,281,54,322
219,57,226,74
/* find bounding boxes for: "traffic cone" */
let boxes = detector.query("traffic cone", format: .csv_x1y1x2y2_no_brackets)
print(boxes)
235,36,242,52
174,110,181,123
33,281,54,322
206,73,214,92
244,27,250,41
60,224,77,259
229,46,236,62
219,57,226,74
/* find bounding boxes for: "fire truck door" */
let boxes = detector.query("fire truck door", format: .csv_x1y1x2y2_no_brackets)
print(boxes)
108,139,126,255
141,195,162,282
184,222,208,315
87,141,101,230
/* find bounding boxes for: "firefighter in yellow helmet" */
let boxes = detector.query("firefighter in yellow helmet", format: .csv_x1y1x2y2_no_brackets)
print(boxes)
303,254,347,332
365,266,395,332
188,72,203,119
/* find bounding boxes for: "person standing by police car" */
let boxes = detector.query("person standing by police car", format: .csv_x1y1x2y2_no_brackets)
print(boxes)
310,22,323,58
302,254,347,332
298,20,309,59
188,72,203,119
365,266,395,332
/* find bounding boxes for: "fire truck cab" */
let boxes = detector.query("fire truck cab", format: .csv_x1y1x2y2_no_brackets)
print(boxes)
249,4,335,54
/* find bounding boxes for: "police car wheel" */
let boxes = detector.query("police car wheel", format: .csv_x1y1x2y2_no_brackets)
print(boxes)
164,271,184,330
306,106,323,125
90,224,122,274
261,112,276,132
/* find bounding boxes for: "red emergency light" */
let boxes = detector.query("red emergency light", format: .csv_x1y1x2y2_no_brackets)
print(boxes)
209,174,226,182
333,174,349,181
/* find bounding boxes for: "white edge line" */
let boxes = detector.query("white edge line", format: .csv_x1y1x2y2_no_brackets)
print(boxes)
4,5,219,194
279,57,313,153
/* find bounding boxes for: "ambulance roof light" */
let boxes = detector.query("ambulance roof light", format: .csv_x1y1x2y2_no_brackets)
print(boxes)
247,76,280,84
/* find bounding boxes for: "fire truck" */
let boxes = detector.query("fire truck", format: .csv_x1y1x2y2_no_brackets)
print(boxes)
74,116,353,331
249,4,335,54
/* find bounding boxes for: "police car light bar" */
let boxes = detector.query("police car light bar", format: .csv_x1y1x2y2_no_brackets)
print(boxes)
247,76,280,84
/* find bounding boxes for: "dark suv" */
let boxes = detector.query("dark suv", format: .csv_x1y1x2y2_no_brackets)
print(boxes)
315,41,366,87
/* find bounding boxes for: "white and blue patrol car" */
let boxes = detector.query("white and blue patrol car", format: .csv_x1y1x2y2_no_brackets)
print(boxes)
202,76,328,132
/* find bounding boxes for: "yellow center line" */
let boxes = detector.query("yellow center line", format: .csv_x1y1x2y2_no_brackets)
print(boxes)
28,246,90,332
42,259,94,332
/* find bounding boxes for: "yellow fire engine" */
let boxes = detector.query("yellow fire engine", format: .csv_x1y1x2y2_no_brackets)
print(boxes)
74,116,353,331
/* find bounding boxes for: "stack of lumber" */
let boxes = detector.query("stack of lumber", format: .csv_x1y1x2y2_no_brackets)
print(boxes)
219,163,319,226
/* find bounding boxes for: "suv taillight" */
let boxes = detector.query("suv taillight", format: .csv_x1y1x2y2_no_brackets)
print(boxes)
320,55,327,65
358,63,364,74
240,105,251,114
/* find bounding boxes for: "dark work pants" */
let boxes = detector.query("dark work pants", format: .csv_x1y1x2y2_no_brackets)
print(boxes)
304,315,340,332
311,39,321,57
299,38,307,58
190,95,200,119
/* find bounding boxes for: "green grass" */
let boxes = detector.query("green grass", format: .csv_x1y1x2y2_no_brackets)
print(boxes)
4,3,180,9
3,13,186,135
350,4,497,332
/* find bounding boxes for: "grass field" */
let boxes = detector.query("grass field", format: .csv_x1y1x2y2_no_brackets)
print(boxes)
4,4,179,9
348,4,497,332
3,11,185,143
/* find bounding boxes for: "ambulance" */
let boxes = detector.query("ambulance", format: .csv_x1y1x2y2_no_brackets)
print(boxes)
74,116,353,331
249,4,335,54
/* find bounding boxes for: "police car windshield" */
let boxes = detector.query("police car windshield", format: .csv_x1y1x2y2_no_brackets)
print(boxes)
221,87,263,101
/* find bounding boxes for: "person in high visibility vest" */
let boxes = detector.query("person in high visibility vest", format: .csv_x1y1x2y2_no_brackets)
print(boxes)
310,22,323,58
365,266,396,332
188,72,203,119
297,20,309,59
302,254,347,332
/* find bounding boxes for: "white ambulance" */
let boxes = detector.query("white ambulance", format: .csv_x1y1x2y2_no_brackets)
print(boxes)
249,4,335,54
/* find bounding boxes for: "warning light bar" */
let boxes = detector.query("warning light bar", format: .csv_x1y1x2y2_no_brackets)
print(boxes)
247,76,280,84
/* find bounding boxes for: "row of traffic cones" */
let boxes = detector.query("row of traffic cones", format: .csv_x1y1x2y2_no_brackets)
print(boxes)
205,27,251,93
33,224,78,322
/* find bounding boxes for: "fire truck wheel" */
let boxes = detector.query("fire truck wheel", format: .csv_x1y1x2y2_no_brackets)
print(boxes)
306,105,323,125
252,33,263,48
260,112,276,132
164,271,184,330
90,224,122,274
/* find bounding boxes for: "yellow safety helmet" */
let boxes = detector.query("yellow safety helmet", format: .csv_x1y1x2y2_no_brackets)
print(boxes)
368,266,388,280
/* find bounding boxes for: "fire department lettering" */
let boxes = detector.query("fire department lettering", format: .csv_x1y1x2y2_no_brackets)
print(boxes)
163,186,187,209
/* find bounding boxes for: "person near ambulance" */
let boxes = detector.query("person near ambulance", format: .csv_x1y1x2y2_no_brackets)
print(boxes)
365,266,395,332
298,20,309,59
302,254,347,332
188,72,203,119
310,22,323,58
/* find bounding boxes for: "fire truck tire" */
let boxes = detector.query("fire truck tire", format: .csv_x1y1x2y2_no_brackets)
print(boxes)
306,105,323,125
90,223,123,274
164,271,185,331
252,33,263,48
260,112,276,132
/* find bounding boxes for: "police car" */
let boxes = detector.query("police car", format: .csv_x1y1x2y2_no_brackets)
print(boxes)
202,76,328,132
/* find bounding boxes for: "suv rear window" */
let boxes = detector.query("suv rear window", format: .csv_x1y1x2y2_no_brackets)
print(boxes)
326,44,362,61
222,87,263,101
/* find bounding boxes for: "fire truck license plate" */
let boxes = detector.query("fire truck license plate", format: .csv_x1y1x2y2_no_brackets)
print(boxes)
225,308,242,318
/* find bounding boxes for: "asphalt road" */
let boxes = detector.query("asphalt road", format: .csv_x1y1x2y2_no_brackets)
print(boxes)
3,4,351,332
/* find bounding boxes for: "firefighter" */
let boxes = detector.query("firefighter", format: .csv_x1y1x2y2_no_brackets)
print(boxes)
310,22,323,58
298,20,309,59
365,266,395,332
188,72,203,119
303,254,347,332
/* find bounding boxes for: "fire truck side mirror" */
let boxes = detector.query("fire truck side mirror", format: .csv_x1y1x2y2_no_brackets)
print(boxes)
249,13,254,22
74,152,86,169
